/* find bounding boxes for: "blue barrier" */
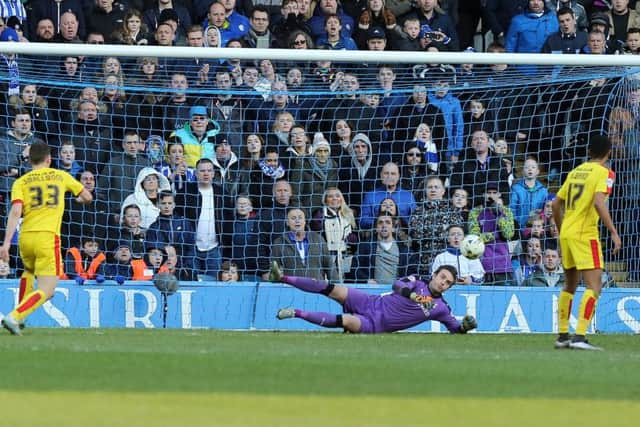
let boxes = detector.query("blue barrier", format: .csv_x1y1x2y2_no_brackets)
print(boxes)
1,280,638,333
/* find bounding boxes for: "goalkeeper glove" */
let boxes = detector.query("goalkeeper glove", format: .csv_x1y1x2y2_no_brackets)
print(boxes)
461,315,477,332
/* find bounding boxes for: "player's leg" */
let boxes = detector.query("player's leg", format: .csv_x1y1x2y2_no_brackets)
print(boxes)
570,268,602,346
10,274,56,319
569,239,605,350
277,308,362,332
555,239,577,348
269,261,349,304
276,307,363,332
18,271,35,303
3,234,60,335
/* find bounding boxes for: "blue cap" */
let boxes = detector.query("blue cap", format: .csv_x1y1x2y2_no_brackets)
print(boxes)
367,27,386,41
0,28,19,42
546,193,557,202
189,105,207,116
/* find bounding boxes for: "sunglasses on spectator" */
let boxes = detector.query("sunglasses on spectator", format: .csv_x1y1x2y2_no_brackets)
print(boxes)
293,39,306,46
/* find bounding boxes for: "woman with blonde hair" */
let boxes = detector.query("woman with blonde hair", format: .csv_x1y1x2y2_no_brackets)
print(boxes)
94,56,126,85
267,110,295,148
310,187,359,282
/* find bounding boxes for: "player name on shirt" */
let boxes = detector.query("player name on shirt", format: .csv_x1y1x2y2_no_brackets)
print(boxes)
23,171,64,184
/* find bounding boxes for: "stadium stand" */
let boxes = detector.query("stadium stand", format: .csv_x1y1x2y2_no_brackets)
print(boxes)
0,0,639,287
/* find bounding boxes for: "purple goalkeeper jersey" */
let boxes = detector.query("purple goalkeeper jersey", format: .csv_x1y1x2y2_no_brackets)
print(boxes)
343,278,462,333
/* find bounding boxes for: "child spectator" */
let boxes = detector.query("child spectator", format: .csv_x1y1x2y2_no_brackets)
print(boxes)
54,141,83,177
464,99,496,146
526,215,546,239
624,27,640,54
64,237,106,285
427,76,464,170
493,138,514,187
513,212,547,256
468,184,515,286
450,187,470,224
146,191,195,273
391,17,422,51
131,246,170,280
514,237,543,286
509,157,548,231
218,260,240,282
523,245,565,287
431,225,485,285
103,243,133,284
110,204,147,259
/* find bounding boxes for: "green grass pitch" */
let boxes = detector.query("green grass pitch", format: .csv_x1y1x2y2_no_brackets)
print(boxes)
0,329,638,427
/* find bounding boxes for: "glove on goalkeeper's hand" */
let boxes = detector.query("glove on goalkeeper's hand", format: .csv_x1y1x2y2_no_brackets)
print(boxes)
462,315,477,332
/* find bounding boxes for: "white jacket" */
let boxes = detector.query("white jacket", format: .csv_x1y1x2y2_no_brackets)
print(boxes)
120,167,172,229
431,247,485,284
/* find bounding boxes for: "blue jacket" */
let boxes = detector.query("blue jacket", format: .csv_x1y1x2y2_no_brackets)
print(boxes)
509,179,548,229
146,214,196,262
315,35,358,50
308,8,354,40
103,262,132,279
223,212,270,275
505,8,558,53
428,92,464,159
359,187,416,230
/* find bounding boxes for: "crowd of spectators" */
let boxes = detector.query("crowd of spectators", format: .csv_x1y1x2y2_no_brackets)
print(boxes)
1,0,639,285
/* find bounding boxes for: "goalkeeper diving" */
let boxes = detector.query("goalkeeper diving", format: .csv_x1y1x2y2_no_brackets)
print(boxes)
271,262,477,334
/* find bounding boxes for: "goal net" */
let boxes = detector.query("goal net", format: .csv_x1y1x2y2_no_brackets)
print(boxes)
0,43,638,287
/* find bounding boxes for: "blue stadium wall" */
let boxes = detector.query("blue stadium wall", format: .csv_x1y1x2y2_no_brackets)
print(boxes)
0,281,638,333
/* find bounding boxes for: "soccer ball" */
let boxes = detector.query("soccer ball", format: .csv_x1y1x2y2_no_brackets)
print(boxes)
153,272,179,295
460,235,485,260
